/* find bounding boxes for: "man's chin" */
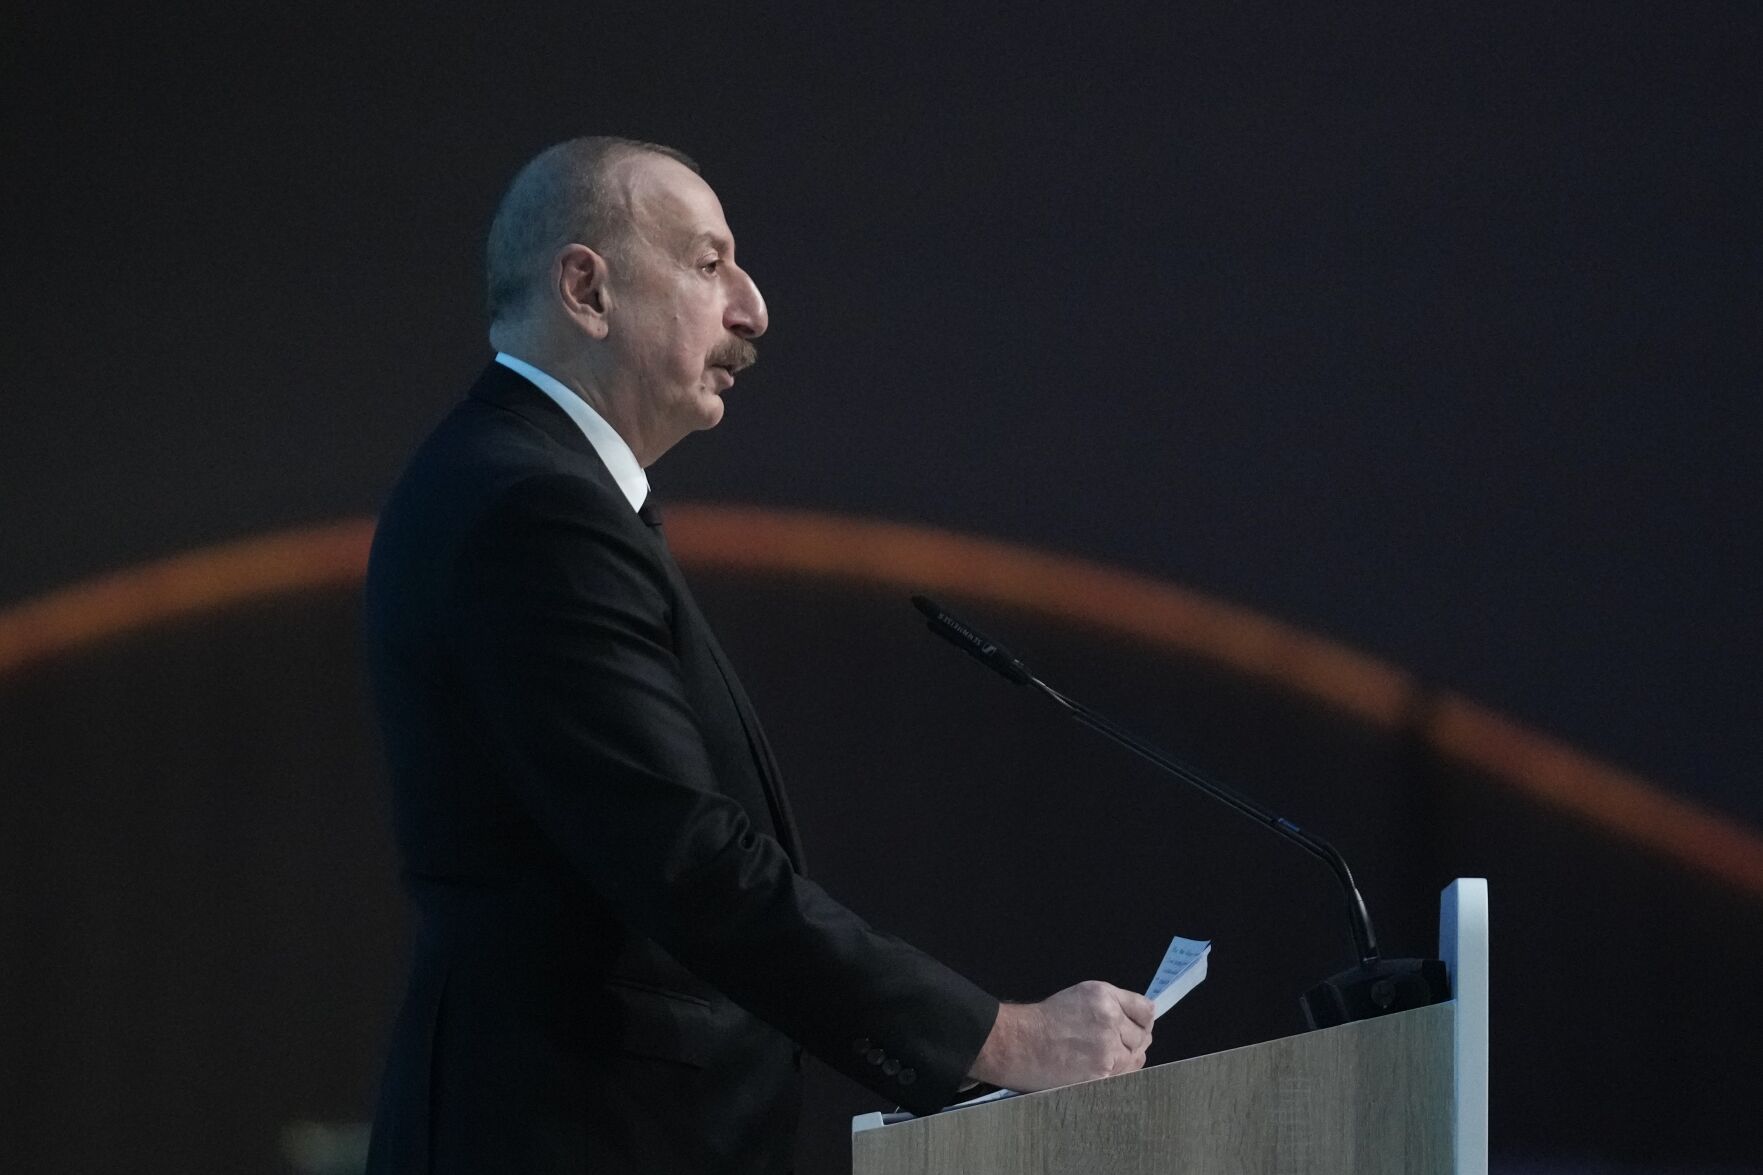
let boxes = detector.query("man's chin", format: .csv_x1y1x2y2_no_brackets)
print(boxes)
694,394,726,430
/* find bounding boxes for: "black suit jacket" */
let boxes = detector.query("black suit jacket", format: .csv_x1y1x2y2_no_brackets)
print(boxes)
361,361,998,1174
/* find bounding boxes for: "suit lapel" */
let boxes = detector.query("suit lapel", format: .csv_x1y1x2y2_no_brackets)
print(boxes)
694,622,808,874
642,510,809,876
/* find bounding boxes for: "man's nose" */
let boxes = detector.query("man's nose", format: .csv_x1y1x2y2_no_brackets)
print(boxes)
725,267,768,338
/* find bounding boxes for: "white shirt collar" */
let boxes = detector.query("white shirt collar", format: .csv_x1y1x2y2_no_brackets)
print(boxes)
494,352,650,514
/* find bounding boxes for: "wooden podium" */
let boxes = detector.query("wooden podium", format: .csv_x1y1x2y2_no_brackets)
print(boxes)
853,879,1488,1175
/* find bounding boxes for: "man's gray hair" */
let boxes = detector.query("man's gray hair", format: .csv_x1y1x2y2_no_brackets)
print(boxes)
485,135,699,326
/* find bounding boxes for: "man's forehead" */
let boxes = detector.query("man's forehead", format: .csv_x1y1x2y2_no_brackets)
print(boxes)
619,154,732,251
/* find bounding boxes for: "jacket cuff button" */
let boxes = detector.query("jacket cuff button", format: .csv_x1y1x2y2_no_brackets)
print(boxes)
897,1068,917,1085
865,1048,886,1065
881,1058,901,1076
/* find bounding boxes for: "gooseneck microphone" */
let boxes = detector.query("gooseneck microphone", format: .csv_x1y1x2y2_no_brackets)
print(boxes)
910,594,1449,1028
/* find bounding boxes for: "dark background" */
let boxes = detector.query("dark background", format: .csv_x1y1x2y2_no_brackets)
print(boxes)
4,2,1760,1172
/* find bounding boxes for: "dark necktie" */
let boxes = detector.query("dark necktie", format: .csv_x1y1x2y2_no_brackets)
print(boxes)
638,490,663,529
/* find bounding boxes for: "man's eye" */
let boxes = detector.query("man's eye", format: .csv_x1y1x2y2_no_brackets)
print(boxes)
700,258,720,274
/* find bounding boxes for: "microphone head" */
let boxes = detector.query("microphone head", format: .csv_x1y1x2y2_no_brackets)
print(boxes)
910,595,1032,685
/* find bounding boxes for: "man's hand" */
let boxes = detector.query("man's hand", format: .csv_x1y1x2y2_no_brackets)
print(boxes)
967,981,1155,1092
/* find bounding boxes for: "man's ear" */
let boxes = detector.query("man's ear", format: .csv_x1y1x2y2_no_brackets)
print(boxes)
554,243,612,339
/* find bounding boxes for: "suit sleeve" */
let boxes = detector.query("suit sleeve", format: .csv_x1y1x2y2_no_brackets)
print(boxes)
447,472,999,1113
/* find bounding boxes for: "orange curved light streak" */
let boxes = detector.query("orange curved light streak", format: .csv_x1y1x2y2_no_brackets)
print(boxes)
2,505,1760,901
0,520,376,677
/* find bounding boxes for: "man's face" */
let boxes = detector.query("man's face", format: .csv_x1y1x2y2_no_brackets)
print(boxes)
602,154,767,449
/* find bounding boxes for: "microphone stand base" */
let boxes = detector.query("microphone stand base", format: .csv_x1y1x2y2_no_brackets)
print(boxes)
1301,957,1451,1029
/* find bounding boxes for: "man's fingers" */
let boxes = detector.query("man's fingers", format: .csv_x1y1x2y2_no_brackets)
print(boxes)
1114,1002,1156,1044
1109,987,1154,1073
1103,1041,1150,1079
1114,1012,1152,1051
1118,990,1156,1030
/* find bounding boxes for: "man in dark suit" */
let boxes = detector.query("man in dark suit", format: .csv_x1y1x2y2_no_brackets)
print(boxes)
362,136,1154,1173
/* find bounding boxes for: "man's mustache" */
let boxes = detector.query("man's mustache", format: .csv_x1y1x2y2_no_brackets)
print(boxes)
709,338,758,373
